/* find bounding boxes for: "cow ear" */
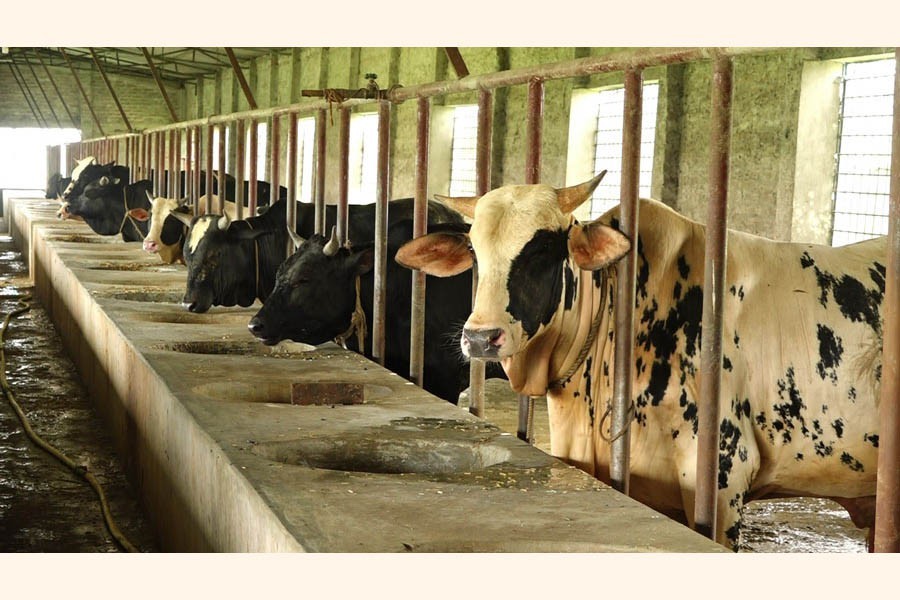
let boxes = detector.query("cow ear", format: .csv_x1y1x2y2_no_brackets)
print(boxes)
170,211,194,228
568,220,631,270
350,246,375,276
231,227,272,241
434,194,480,219
128,208,150,222
395,232,473,277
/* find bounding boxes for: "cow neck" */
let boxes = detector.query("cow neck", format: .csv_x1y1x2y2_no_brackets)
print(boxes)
333,275,367,353
116,185,144,240
245,221,262,300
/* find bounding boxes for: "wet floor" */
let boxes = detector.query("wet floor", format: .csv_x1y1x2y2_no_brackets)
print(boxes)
0,231,158,552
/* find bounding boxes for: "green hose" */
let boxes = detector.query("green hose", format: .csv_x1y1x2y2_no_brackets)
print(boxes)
1,293,140,553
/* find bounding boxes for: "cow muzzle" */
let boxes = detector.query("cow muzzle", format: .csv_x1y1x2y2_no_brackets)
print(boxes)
461,327,506,360
143,239,159,252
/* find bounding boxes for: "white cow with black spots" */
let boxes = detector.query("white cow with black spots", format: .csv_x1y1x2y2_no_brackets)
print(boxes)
397,173,885,550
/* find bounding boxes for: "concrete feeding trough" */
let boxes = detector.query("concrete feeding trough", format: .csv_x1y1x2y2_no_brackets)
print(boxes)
290,381,366,405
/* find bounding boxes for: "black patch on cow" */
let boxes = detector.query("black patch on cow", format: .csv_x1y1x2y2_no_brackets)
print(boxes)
812,266,836,308
795,453,804,461
831,418,845,439
840,452,864,472
677,255,690,280
876,364,882,382
848,386,857,401
723,355,733,371
755,412,767,427
672,430,680,439
773,366,807,445
635,236,650,302
724,521,742,549
673,281,682,300
733,331,740,348
812,419,823,436
718,419,741,489
506,228,569,338
563,263,576,310
646,361,671,407
679,389,698,435
864,433,879,448
870,262,886,294
583,357,595,426
815,324,844,384
832,275,882,334
814,440,834,457
800,251,815,269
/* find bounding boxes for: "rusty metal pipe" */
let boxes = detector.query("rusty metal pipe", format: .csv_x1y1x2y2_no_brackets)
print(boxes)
184,128,193,202
372,101,392,365
225,48,258,110
218,123,226,213
337,107,351,246
249,119,258,216
409,97,430,386
695,56,734,542
235,120,246,221
270,115,281,224
168,130,177,197
874,49,900,553
192,126,201,214
205,125,214,213
314,109,327,236
610,68,643,494
286,112,299,256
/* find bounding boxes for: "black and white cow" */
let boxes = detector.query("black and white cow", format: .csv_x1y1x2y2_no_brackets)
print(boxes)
172,197,464,313
396,174,886,550
45,173,71,200
65,174,154,242
247,219,505,404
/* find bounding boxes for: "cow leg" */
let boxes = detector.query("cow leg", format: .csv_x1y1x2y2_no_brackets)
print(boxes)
831,496,876,552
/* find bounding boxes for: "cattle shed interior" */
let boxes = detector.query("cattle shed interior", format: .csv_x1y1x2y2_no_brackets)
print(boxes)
0,45,899,559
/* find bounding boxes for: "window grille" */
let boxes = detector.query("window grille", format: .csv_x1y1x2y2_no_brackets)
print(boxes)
590,83,659,219
211,126,231,174
348,113,380,205
449,105,479,196
831,57,895,247
244,122,268,180
296,117,316,203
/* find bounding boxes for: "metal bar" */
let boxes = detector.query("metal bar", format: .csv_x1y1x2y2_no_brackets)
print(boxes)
170,129,178,196
23,54,61,128
184,128,193,202
610,68,643,495
218,123,226,213
314,109,327,235
192,126,201,214
695,56,734,542
372,101,392,365
271,114,281,221
140,47,179,123
248,120,259,216
205,125,214,213
225,47,259,110
8,63,45,127
444,48,470,78
59,48,105,136
337,106,351,246
156,131,165,195
874,49,900,554
409,97,430,386
286,112,299,256
235,120,246,220
36,53,78,128
468,89,493,419
89,47,133,132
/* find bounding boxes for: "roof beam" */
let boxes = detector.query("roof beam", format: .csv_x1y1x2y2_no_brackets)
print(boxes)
6,63,44,126
140,47,180,122
444,48,470,78
89,47,133,132
22,53,61,127
225,47,258,110
59,47,106,136
36,52,79,128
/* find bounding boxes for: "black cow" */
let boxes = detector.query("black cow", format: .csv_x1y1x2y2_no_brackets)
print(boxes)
63,162,130,202
174,198,463,313
247,219,506,404
66,175,155,242
46,173,71,199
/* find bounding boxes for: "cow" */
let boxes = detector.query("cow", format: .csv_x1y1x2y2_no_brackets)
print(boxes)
126,195,239,265
46,173,71,200
171,197,464,314
65,173,153,242
149,169,286,206
395,173,886,551
247,219,506,404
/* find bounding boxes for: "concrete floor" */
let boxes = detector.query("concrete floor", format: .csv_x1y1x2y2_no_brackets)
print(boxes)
4,197,725,552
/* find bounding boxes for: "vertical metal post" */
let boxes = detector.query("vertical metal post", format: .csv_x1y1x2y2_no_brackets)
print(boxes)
218,123,227,213
409,97,430,386
168,129,177,197
157,131,165,195
874,49,900,554
610,68,643,494
372,101,392,365
205,125,214,213
185,128,193,202
468,89,493,418
192,126,201,214
271,114,281,221
141,135,149,181
337,106,351,246
249,119,258,216
286,112,299,256
695,56,734,542
235,120,246,221
314,109,327,236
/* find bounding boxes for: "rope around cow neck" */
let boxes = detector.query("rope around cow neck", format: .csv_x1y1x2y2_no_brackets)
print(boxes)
333,276,367,354
1,294,140,552
116,184,145,241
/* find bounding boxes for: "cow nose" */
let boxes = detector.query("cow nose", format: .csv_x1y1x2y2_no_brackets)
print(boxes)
462,327,505,359
144,240,158,252
248,317,264,335
184,301,198,312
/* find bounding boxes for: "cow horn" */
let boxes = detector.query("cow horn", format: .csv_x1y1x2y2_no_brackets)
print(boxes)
323,226,340,256
435,194,480,219
287,228,305,250
217,213,230,231
555,171,607,214
145,190,155,203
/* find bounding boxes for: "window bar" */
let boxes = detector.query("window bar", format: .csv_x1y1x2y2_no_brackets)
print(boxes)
270,114,281,225
337,107,351,246
235,120,246,221
372,101,392,366
409,96,430,387
315,109,327,236
217,123,226,214
286,111,299,256
204,125,214,214
248,119,258,216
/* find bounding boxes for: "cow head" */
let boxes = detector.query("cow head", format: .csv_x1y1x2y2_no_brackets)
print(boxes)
130,194,190,254
63,161,129,202
248,227,369,345
179,212,272,313
66,172,125,222
396,172,630,363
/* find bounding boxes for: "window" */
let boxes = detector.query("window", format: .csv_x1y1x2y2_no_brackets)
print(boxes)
831,57,895,247
348,113,380,205
243,122,268,180
0,127,80,190
589,83,659,219
296,117,316,203
211,126,231,174
449,105,478,196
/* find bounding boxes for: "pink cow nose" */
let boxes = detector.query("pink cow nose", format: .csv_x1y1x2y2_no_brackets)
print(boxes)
461,327,506,359
144,239,158,252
